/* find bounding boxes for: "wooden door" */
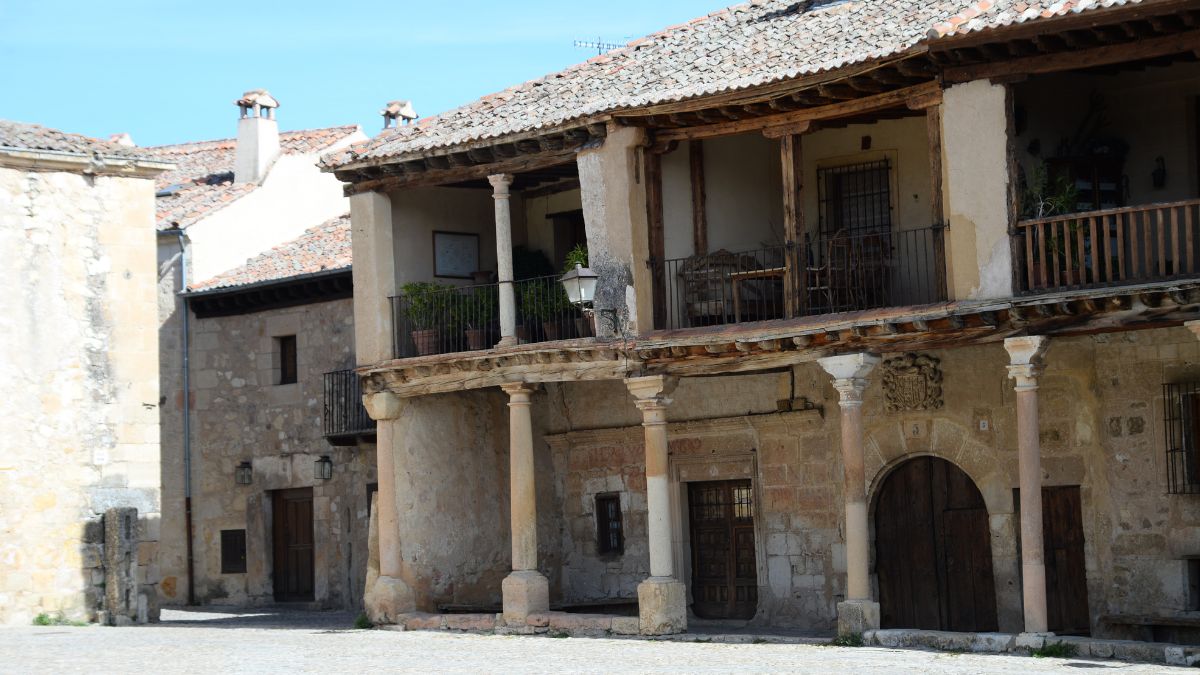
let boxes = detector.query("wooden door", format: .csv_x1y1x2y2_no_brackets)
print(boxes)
1041,486,1091,635
273,488,314,602
688,480,758,620
876,456,998,632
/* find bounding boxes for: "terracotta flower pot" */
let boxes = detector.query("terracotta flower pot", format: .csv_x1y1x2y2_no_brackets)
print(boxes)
575,315,596,338
465,328,489,351
411,329,441,356
542,321,562,342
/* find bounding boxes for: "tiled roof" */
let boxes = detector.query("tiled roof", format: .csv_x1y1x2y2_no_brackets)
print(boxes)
0,119,161,161
148,125,359,230
322,0,1146,170
188,214,351,292
930,0,1144,37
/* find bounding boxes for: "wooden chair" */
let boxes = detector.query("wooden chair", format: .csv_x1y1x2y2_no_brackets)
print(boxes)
679,249,765,326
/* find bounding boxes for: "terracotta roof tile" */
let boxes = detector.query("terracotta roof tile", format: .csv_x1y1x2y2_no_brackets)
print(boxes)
148,125,359,230
188,214,351,292
0,119,161,162
322,0,1145,169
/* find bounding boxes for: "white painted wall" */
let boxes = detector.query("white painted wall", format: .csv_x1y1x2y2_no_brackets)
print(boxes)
188,130,366,283
523,187,582,266
388,186,498,287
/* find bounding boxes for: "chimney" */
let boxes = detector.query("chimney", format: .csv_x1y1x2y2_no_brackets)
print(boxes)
381,100,418,129
108,133,135,147
234,89,281,184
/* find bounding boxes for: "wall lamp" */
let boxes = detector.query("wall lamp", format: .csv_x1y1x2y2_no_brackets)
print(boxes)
234,461,253,486
315,455,333,481
560,263,620,335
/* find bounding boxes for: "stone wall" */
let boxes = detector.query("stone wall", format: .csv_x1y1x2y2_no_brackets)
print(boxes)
160,297,376,609
0,164,161,624
507,327,1200,634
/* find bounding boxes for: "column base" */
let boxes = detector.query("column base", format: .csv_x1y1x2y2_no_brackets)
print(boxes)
496,336,518,348
1015,632,1056,650
364,575,415,625
837,599,880,635
502,570,549,625
638,577,687,635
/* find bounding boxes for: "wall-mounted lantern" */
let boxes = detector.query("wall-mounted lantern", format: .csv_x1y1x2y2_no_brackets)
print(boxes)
315,455,333,481
234,461,253,486
560,263,618,334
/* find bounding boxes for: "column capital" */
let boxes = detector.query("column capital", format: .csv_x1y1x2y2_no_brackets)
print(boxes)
626,375,678,407
1004,336,1048,391
818,353,880,407
1185,320,1200,341
488,173,514,196
363,391,407,421
500,381,536,403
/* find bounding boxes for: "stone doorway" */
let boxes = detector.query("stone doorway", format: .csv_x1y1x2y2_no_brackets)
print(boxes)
272,487,315,602
687,479,758,620
875,456,998,632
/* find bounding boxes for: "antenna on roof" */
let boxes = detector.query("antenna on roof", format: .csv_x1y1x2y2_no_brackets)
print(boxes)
573,37,623,55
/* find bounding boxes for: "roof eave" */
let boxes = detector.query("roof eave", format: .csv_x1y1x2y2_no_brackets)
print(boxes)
0,146,174,177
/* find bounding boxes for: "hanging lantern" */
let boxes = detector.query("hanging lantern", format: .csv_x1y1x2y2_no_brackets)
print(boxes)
559,263,598,306
234,461,253,486
315,455,334,481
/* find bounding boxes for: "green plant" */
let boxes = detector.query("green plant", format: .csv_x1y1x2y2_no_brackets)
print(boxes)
1021,161,1078,221
400,282,453,331
751,638,769,644
562,244,589,272
1031,641,1078,659
519,281,571,323
513,245,556,280
353,613,374,630
32,613,52,626
459,286,497,330
827,632,864,647
32,612,86,627
549,630,570,638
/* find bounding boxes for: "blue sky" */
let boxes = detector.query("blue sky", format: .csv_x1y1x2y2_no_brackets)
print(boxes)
0,1,730,147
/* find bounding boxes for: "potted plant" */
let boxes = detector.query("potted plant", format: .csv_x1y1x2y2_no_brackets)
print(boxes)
1021,162,1080,288
461,286,497,351
519,280,572,341
562,244,594,337
400,282,450,356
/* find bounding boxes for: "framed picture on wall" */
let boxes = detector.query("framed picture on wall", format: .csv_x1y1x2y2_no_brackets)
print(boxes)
432,230,480,279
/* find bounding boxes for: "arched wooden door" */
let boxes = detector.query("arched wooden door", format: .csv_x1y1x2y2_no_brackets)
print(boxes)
875,456,998,632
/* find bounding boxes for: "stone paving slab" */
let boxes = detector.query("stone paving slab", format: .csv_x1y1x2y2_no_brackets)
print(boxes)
0,608,1194,674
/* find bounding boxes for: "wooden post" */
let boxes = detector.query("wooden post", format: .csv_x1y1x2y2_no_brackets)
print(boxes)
689,140,708,256
645,149,666,330
781,134,804,317
926,105,948,300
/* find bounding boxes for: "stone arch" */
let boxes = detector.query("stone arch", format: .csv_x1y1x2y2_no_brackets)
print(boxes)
871,455,999,631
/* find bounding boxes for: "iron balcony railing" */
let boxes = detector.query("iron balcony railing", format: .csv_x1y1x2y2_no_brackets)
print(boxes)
390,275,594,359
1163,381,1200,495
322,369,374,443
650,225,946,330
1014,199,1200,294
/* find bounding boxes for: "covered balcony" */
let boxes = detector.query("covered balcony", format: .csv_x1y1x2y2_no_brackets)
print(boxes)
1012,57,1200,295
646,110,948,332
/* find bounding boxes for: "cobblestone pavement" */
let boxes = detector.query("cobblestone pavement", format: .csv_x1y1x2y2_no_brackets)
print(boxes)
0,608,1189,674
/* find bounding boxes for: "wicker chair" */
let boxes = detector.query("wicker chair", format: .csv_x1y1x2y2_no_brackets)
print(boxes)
678,249,765,326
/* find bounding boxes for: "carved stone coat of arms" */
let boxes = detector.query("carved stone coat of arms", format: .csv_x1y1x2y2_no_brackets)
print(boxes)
882,353,943,412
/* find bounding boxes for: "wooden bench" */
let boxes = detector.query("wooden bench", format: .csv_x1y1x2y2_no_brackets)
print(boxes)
1102,613,1200,645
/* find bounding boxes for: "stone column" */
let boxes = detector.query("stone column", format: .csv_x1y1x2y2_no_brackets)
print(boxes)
1004,336,1050,635
818,353,881,635
350,191,396,365
362,391,415,623
625,375,686,635
489,174,517,347
500,382,549,624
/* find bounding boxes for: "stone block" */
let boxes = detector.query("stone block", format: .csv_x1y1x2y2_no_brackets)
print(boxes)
402,613,445,630
871,629,905,648
444,614,495,631
501,571,549,624
971,632,1015,652
364,575,415,625
104,507,140,625
524,612,551,627
638,577,686,635
1111,640,1166,663
1088,640,1114,659
836,599,879,635
547,612,613,633
611,616,640,635
1014,632,1051,651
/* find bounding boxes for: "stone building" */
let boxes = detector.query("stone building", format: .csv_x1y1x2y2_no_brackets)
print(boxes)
178,217,375,608
146,92,370,607
322,0,1200,649
0,121,169,624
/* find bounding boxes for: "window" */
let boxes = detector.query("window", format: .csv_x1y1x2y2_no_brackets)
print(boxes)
1188,558,1200,612
276,335,297,385
1163,381,1200,494
817,159,893,237
220,529,247,574
595,493,623,556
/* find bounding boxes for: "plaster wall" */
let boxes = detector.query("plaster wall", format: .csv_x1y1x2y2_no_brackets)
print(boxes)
942,79,1014,301
522,187,582,265
168,298,375,609
186,134,364,284
1015,60,1200,208
388,187,499,286
0,165,161,624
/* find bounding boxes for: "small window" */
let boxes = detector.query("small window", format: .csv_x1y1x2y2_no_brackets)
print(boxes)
1164,381,1200,494
276,335,297,385
595,493,623,556
817,159,893,237
220,529,247,574
1187,558,1200,612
